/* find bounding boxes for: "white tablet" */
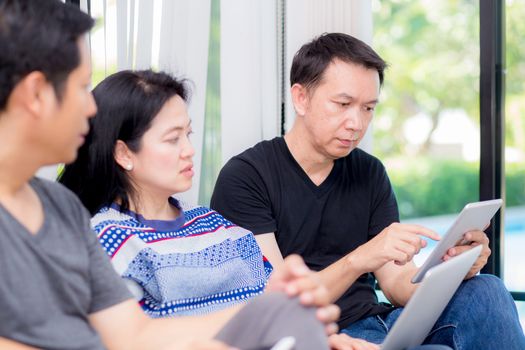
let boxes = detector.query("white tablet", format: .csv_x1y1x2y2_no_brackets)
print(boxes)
411,199,502,284
382,245,482,350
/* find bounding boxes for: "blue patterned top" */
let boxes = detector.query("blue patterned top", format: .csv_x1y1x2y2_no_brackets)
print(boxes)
91,199,273,317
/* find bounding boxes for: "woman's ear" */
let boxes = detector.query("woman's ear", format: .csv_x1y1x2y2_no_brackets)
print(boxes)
114,140,135,171
290,83,310,117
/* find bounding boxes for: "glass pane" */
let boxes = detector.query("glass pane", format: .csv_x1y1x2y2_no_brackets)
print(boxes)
198,0,221,206
504,0,525,292
372,0,480,261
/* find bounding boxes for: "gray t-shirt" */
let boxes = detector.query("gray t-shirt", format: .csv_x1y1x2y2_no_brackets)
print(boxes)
0,178,132,349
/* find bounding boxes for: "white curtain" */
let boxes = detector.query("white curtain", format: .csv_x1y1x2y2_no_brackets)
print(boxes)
220,0,281,164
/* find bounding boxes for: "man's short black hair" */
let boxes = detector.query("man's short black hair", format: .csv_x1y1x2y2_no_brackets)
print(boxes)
290,32,387,91
0,0,94,110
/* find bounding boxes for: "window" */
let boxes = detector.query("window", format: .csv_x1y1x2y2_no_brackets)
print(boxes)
374,0,524,329
372,0,480,264
504,0,525,328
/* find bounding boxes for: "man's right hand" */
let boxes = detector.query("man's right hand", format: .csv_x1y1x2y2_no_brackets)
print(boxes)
347,223,440,274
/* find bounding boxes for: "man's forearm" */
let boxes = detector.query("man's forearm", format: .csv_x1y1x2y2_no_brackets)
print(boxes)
378,265,419,307
0,338,39,350
316,255,364,303
133,303,243,349
91,299,244,350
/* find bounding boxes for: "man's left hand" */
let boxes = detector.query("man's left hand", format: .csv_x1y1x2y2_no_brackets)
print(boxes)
443,230,491,279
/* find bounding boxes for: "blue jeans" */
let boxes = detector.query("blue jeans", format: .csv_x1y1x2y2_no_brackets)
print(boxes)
341,275,525,349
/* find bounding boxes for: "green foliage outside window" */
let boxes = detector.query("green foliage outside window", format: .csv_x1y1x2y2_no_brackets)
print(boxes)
389,158,525,220
373,0,525,220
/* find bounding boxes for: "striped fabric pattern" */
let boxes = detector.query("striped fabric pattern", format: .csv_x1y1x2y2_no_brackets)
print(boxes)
91,201,272,317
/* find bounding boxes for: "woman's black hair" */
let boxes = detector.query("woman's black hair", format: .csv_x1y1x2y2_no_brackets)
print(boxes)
59,70,190,215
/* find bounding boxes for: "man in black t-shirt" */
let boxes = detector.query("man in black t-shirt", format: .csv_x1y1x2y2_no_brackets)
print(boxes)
211,33,525,349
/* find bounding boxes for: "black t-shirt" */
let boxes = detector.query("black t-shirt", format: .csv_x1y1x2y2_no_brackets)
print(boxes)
211,137,399,328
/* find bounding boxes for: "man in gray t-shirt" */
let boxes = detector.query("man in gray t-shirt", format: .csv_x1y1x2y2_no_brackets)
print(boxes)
0,178,131,349
0,1,343,349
